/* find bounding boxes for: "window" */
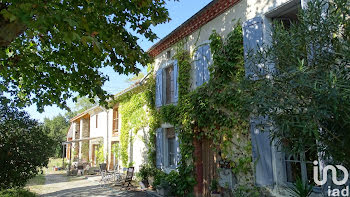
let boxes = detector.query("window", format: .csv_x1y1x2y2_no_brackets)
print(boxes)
166,50,171,59
285,147,319,186
195,44,211,86
166,128,176,167
96,115,98,128
165,65,174,104
113,107,119,133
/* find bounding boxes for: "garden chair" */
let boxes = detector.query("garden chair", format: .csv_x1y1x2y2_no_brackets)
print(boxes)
121,167,134,189
113,164,123,183
99,163,113,186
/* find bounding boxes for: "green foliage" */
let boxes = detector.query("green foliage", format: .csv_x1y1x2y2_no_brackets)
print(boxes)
232,185,261,197
286,178,313,197
152,169,167,188
249,0,350,167
0,0,172,111
96,144,104,164
159,104,179,125
0,98,55,189
209,179,218,193
118,88,148,166
136,164,155,181
111,142,120,162
0,188,37,197
107,70,159,168
155,23,250,195
43,114,69,157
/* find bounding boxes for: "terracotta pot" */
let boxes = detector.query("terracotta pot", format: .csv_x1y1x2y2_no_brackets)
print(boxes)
211,192,221,197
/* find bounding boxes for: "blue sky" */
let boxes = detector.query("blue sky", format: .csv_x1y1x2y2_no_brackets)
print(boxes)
26,0,213,122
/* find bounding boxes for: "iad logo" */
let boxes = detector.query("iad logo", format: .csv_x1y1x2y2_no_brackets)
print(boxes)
313,161,349,196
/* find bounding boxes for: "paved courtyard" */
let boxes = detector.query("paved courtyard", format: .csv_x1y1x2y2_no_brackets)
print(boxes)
28,172,149,197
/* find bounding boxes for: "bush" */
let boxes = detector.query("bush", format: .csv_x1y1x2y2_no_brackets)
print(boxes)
152,169,167,188
0,99,55,189
0,188,37,197
136,164,155,181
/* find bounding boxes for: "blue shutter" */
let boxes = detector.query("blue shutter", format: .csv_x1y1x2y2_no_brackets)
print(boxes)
202,44,211,83
250,117,274,186
175,130,180,167
156,128,164,169
155,69,163,107
195,46,204,87
243,17,264,80
173,60,179,104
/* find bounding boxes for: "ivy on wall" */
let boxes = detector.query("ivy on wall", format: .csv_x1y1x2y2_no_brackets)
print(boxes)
109,73,160,167
156,22,256,196
105,22,254,195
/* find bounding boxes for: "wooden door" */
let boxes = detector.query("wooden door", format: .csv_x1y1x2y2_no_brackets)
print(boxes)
202,138,218,197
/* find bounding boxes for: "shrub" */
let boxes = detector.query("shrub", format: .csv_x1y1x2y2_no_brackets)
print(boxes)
0,188,37,197
0,99,55,189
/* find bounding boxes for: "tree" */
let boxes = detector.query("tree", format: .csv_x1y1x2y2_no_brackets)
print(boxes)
43,114,69,157
248,0,350,167
0,0,173,111
0,97,55,189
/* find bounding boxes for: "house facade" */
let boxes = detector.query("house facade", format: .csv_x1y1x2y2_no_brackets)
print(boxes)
65,79,150,172
149,0,321,196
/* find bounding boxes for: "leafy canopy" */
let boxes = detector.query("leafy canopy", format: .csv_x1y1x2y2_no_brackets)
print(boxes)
0,0,173,111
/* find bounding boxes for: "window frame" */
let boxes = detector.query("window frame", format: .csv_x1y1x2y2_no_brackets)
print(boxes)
162,61,176,105
95,114,98,128
112,107,119,133
162,127,177,169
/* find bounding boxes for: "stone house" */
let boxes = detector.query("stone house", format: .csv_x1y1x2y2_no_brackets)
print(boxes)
148,0,322,196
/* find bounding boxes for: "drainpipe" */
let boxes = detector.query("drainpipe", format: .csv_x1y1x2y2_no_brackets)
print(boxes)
106,109,109,168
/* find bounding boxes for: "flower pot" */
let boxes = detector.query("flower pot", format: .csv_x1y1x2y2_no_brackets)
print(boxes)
142,180,149,188
156,188,169,196
148,176,154,187
211,192,221,197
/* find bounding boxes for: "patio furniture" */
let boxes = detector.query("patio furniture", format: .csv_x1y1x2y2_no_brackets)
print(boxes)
77,164,84,176
121,167,134,188
113,164,123,183
99,163,113,186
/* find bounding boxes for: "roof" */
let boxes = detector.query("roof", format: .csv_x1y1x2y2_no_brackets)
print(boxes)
67,124,73,138
147,0,241,57
69,105,100,122
69,72,151,123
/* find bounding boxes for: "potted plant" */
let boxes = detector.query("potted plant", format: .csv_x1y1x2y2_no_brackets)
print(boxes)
156,179,170,196
137,164,150,188
210,179,220,197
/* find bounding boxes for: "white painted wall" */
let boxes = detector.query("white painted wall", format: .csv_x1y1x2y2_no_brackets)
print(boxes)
153,0,294,89
151,0,325,196
131,127,149,172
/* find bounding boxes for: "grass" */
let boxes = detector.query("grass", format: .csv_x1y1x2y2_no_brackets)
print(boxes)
26,174,45,187
0,188,37,197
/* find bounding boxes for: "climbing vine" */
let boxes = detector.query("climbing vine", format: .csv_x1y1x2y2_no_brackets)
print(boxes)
156,22,256,195
109,72,160,167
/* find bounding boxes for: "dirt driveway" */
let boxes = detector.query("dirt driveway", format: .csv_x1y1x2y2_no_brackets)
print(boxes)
28,172,148,197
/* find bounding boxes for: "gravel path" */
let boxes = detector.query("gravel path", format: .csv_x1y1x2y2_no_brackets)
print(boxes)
29,172,148,197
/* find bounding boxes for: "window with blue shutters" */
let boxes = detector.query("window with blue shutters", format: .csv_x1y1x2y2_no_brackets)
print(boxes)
243,17,265,80
156,127,180,170
155,60,179,107
156,128,164,169
155,69,163,107
250,117,274,186
195,44,211,87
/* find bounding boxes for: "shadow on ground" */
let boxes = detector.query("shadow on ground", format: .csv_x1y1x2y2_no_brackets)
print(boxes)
41,184,148,197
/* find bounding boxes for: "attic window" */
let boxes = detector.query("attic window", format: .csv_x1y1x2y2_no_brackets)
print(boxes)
266,0,300,28
166,50,171,59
